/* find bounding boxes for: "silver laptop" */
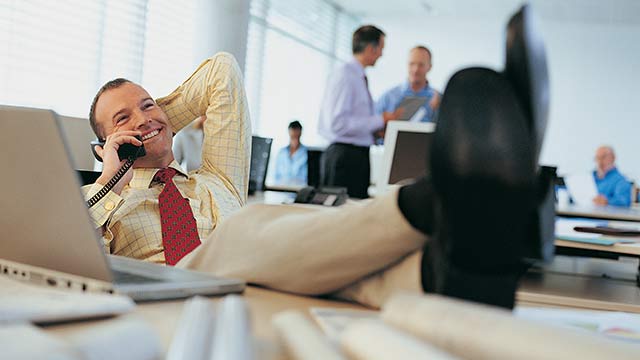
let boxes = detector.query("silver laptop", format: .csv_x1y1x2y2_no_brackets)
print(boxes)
0,105,245,301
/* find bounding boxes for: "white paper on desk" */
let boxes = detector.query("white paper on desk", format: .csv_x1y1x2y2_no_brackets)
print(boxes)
408,106,427,123
0,276,135,324
555,218,640,244
515,307,640,344
67,317,162,360
0,322,80,360
310,307,380,343
555,218,607,240
565,173,598,205
1,317,161,360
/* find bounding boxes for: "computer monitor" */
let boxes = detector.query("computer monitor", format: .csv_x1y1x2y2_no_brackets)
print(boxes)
249,136,273,194
378,121,435,193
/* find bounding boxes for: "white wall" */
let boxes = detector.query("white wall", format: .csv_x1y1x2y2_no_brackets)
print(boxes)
365,13,640,180
192,0,250,71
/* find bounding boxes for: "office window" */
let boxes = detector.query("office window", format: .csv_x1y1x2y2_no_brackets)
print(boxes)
244,0,359,150
0,0,195,119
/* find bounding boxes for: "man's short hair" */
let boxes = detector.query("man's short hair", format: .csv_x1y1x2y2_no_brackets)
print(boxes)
288,120,302,130
89,78,132,140
412,45,432,60
352,25,385,54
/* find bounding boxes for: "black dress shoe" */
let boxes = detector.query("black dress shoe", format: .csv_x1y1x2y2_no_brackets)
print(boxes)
420,4,554,309
422,68,535,309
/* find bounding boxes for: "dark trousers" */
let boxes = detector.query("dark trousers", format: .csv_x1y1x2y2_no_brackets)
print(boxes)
321,143,370,199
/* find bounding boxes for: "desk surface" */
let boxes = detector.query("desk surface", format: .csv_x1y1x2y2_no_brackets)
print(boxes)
45,286,362,359
557,203,640,221
518,268,640,313
556,238,640,256
43,273,640,358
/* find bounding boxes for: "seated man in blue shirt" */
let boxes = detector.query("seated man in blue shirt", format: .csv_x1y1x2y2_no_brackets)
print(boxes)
593,145,632,207
376,45,441,123
274,120,308,185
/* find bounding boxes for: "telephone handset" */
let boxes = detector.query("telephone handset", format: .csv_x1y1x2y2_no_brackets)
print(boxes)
86,136,146,208
90,135,146,162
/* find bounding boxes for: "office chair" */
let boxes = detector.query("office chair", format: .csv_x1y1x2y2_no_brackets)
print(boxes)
248,136,273,194
306,147,324,187
76,170,101,186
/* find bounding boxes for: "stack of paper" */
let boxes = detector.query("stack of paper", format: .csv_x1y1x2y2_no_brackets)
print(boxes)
275,292,640,360
1,318,162,360
564,174,598,205
1,276,162,360
0,276,134,324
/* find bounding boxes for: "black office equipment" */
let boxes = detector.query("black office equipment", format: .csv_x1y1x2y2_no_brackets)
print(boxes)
77,170,101,186
294,186,348,206
306,147,324,188
249,136,272,194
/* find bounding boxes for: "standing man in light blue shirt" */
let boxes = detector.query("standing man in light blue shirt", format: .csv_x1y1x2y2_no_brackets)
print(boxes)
274,120,308,185
318,25,403,198
376,46,441,123
592,145,632,207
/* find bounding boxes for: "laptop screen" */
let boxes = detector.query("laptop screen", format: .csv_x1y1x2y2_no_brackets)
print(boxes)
379,121,435,191
0,105,113,282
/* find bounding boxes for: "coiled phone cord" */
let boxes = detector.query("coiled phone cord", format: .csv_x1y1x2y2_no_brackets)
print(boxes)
86,149,142,208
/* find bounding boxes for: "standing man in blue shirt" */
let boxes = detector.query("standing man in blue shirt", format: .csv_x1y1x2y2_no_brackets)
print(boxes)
593,145,632,207
376,46,441,123
318,25,403,198
274,120,308,185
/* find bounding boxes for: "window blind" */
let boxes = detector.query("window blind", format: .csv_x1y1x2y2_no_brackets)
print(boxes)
0,0,195,119
244,0,359,149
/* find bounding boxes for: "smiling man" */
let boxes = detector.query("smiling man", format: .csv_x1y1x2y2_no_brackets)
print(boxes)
82,8,550,310
84,52,251,264
376,46,441,123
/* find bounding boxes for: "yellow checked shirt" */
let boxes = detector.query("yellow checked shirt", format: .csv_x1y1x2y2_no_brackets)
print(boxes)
83,53,251,264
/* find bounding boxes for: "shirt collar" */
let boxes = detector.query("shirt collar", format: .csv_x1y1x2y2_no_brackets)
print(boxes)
348,58,366,78
129,160,189,189
403,80,430,93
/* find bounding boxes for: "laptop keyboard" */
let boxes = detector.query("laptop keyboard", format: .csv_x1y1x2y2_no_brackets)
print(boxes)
111,270,164,284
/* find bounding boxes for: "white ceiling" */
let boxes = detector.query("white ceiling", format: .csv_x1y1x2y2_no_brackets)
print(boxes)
332,0,640,25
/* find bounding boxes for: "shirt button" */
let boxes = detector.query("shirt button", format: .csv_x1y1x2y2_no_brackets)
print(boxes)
104,201,115,211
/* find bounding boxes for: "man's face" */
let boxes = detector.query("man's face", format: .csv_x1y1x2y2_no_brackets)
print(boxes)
368,36,385,66
289,128,301,143
595,147,615,172
94,82,174,168
408,48,432,86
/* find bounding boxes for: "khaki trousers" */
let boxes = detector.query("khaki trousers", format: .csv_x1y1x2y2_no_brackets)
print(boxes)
179,189,426,308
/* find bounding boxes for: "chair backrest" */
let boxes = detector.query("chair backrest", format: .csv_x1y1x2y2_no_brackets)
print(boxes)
76,170,101,186
249,136,272,194
630,180,638,205
306,147,324,187
58,115,97,170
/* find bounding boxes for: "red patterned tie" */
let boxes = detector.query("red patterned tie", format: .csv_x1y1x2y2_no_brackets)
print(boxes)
154,168,201,265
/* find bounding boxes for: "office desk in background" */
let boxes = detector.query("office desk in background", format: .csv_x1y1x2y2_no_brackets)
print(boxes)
557,203,640,222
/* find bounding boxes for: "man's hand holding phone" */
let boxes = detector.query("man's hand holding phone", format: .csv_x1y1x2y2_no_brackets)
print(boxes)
94,130,143,195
